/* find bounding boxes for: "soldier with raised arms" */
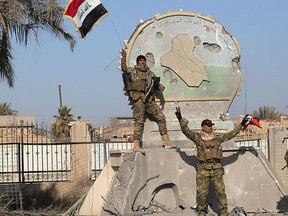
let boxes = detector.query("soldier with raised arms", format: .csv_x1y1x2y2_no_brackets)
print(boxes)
120,49,176,153
175,107,253,216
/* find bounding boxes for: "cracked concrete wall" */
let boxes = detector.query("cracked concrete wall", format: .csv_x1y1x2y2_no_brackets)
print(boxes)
78,147,288,215
268,123,288,188
123,11,243,121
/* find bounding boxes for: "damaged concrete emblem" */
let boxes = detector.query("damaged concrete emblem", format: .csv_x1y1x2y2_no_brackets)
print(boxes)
161,34,208,87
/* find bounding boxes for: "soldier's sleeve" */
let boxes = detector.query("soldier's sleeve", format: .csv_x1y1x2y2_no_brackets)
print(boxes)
179,118,198,141
219,124,242,142
121,55,127,72
121,56,134,74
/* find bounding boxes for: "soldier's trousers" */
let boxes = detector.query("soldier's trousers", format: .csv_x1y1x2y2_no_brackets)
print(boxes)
196,163,228,216
133,99,167,141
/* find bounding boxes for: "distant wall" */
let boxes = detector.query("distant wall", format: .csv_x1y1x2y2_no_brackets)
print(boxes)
83,148,288,215
268,123,288,188
0,115,35,125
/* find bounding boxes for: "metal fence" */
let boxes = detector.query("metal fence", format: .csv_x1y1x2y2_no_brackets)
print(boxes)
0,122,133,184
234,127,269,157
0,120,271,184
0,122,72,183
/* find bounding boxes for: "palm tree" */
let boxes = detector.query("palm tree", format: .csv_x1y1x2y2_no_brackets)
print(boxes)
0,0,76,87
0,102,18,115
51,105,75,141
252,106,281,120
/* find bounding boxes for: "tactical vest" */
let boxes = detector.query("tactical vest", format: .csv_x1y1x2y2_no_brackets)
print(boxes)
197,139,223,162
126,70,148,92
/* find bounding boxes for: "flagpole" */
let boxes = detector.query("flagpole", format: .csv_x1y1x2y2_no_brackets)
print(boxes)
108,14,123,48
244,64,247,115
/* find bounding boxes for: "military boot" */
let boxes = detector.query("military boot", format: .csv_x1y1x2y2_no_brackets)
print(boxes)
132,140,145,153
161,134,177,149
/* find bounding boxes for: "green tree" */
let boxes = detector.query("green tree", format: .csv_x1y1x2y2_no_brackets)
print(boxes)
252,106,281,120
0,102,18,115
51,105,75,141
0,0,76,87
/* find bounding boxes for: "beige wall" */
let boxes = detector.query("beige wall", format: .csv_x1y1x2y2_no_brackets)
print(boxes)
0,115,35,126
268,123,288,188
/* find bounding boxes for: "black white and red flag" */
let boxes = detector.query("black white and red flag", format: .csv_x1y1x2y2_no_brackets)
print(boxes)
64,0,108,38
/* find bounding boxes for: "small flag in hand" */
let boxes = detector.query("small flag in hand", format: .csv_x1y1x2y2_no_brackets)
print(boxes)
64,0,108,38
243,117,262,130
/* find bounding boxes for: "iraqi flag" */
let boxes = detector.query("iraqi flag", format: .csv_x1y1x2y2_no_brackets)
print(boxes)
64,0,108,38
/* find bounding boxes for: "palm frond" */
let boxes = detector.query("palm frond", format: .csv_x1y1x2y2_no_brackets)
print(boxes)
0,0,76,87
0,28,15,87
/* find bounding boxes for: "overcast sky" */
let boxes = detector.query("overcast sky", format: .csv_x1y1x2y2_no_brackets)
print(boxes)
0,0,287,127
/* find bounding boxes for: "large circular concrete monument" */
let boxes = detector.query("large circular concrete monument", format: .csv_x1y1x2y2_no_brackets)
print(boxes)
123,10,242,121
76,11,288,216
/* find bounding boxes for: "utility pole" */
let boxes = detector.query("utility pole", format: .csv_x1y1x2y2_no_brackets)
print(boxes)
58,85,63,108
244,64,247,114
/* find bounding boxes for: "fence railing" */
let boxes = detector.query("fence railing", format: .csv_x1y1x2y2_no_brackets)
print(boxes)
234,127,269,157
0,141,134,184
0,121,134,184
0,121,270,184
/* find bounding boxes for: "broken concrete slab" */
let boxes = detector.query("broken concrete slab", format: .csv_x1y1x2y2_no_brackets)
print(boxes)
77,147,288,215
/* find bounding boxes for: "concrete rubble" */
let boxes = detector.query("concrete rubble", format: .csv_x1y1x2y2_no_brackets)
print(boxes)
77,146,288,215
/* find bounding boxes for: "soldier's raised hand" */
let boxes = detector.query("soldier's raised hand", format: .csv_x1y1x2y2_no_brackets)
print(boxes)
240,114,252,126
120,49,126,57
175,107,182,121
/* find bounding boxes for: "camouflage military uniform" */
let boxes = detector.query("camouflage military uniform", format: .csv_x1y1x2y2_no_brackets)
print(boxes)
121,56,168,142
179,118,242,216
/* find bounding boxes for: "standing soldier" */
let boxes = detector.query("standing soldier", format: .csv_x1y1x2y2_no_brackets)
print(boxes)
175,107,252,216
120,49,176,153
